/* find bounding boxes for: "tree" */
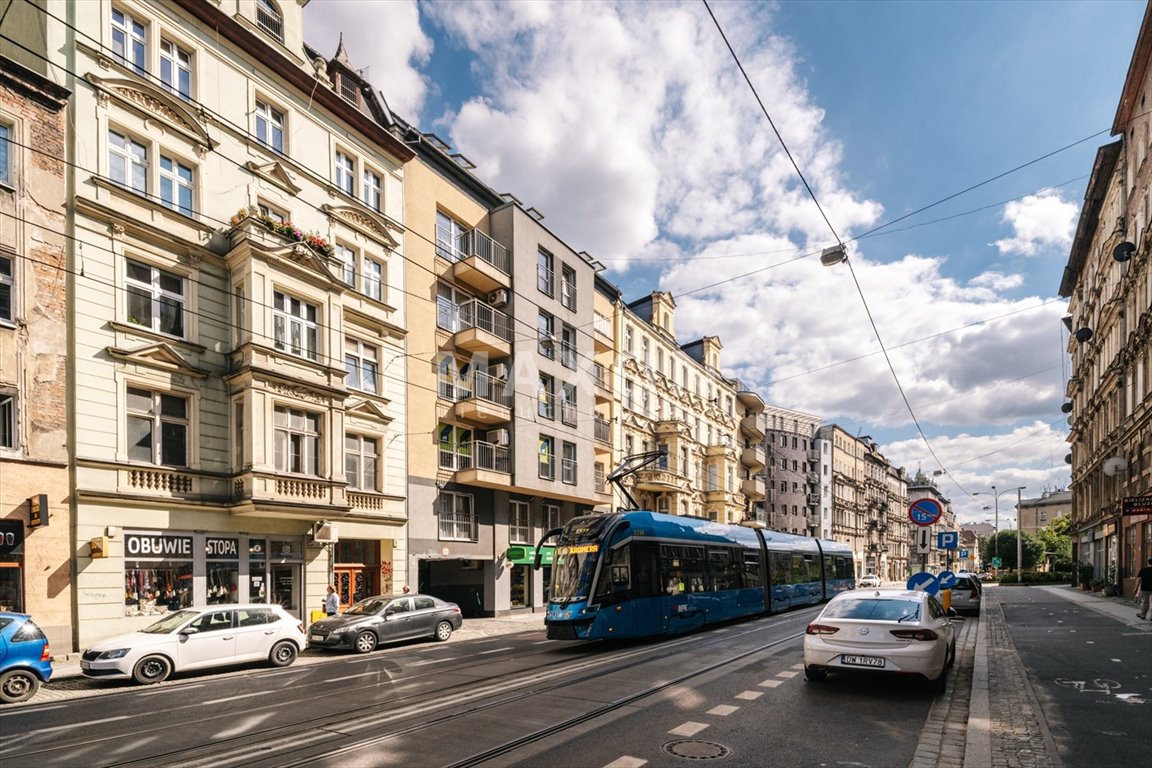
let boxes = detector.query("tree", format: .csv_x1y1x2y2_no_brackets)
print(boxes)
981,530,1045,570
1034,518,1073,571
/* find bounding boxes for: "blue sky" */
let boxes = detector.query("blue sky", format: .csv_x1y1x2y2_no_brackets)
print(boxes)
305,0,1145,524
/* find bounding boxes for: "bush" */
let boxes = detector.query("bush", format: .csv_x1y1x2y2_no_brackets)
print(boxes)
993,570,1073,585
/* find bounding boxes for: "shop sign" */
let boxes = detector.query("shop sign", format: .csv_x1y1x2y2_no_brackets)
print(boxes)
1122,496,1152,516
205,537,240,559
506,546,555,566
0,520,23,557
125,533,193,559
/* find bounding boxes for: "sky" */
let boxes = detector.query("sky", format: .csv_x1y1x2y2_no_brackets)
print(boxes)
303,0,1147,526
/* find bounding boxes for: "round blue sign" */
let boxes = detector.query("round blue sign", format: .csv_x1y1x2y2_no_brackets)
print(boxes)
906,571,940,595
937,570,956,589
908,498,944,526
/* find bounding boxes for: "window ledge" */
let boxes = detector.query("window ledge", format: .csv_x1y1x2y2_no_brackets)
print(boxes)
108,321,207,353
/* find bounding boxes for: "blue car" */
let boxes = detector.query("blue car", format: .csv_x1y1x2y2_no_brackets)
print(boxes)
0,612,53,703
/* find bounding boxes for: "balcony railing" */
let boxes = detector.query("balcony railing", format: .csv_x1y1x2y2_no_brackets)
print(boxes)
593,312,612,339
594,466,607,493
470,370,513,408
594,416,611,444
561,401,579,427
457,298,513,341
440,441,511,474
562,457,578,484
593,363,610,390
457,229,510,274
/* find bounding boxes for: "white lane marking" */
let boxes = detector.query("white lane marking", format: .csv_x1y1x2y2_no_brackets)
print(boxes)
532,640,552,645
140,683,208,695
707,704,739,716
479,647,513,654
758,679,782,688
28,715,130,735
1086,640,1095,644
1110,658,1122,662
328,671,388,682
668,721,709,737
777,670,799,678
603,757,647,768
735,690,764,700
213,690,278,703
410,659,441,666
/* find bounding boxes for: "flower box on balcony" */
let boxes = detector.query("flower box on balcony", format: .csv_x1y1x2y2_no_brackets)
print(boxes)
228,208,335,258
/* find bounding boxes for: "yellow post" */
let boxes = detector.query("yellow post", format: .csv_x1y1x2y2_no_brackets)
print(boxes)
941,589,951,611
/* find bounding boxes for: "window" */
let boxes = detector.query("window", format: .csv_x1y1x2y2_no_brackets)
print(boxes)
258,202,286,224
538,435,555,480
363,169,381,211
0,391,14,448
233,399,244,468
439,492,475,540
111,8,146,74
159,39,192,99
538,374,555,420
126,259,185,336
159,155,194,215
641,337,649,365
435,212,463,261
256,0,284,42
537,248,554,296
510,501,531,544
335,244,355,286
623,380,633,410
335,151,355,196
560,323,577,368
561,383,577,427
436,283,465,332
255,101,284,153
538,311,555,358
0,123,10,186
560,264,576,310
562,441,577,484
0,255,12,322
362,257,384,302
544,504,560,531
127,387,188,466
274,406,320,475
339,74,359,104
624,325,633,354
273,291,318,360
109,130,147,194
345,339,378,393
345,434,378,491
438,423,473,470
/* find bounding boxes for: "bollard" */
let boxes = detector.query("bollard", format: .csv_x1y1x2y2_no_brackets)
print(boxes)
941,589,951,611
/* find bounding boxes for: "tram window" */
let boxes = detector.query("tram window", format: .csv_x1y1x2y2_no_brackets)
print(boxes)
769,552,790,586
632,542,660,598
835,555,853,580
593,542,630,603
743,552,762,588
708,549,738,591
824,555,835,581
791,556,810,584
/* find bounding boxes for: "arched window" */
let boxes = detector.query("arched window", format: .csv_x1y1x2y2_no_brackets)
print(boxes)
256,0,284,42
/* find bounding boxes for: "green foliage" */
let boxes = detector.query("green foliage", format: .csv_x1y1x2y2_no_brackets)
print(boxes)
1035,523,1073,570
980,530,1044,569
995,570,1072,585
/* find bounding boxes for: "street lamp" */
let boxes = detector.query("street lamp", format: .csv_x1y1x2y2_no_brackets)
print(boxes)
1016,487,1026,584
974,485,1026,568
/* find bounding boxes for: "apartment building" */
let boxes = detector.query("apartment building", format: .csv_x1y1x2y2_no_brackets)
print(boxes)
1017,490,1071,535
762,406,821,535
1061,3,1152,593
55,0,411,646
592,275,621,507
0,43,71,649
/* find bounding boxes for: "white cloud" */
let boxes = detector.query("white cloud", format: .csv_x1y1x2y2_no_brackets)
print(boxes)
992,188,1078,256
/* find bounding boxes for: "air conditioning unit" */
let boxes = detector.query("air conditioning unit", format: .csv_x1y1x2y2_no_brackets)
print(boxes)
311,521,339,544
488,363,510,380
488,289,510,307
487,428,511,446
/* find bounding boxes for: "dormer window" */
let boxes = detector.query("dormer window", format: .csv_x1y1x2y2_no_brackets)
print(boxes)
339,74,359,105
256,0,283,42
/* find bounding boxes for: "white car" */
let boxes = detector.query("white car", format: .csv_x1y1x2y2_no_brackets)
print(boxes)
803,588,956,691
858,573,881,588
81,604,305,685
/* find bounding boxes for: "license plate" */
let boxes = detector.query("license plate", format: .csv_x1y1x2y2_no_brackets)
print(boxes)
81,660,91,671
310,634,323,642
841,654,885,668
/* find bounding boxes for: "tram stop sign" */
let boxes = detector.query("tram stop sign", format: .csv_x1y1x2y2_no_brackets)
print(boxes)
908,498,943,526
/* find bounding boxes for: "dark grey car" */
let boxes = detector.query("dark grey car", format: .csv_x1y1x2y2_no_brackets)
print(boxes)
307,594,463,653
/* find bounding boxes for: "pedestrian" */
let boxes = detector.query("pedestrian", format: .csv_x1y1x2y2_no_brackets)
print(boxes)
402,585,411,594
323,585,339,617
1135,557,1152,620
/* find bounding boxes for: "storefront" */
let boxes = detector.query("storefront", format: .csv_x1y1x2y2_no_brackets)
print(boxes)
0,520,24,612
505,545,554,608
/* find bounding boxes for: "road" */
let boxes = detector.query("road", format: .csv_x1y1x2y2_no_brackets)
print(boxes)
0,605,953,768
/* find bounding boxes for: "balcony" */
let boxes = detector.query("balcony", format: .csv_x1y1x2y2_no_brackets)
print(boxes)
448,440,512,489
450,229,511,293
741,476,767,500
634,467,687,493
594,466,609,496
741,444,766,470
593,363,612,401
740,413,766,441
450,299,513,357
736,388,765,413
561,400,579,427
594,416,612,445
449,370,513,426
593,312,613,350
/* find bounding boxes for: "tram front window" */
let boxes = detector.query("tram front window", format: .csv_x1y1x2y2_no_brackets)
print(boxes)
550,546,599,603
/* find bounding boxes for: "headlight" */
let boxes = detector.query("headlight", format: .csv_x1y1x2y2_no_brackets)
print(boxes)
98,649,130,659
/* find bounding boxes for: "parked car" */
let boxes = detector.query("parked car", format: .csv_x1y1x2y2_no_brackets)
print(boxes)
81,604,304,685
946,575,982,615
858,573,882,588
803,588,956,691
0,612,53,704
308,594,463,653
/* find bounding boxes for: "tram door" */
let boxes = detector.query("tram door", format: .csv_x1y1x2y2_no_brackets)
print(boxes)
631,542,663,632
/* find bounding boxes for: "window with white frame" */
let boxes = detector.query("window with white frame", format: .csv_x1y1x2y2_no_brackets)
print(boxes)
510,500,531,544
435,211,463,261
561,441,577,484
538,434,555,480
623,380,633,410
272,291,318,360
256,0,284,42
438,491,476,541
335,243,355,287
560,264,576,310
544,504,560,532
538,374,555,420
111,8,146,74
127,387,189,466
560,323,576,368
0,123,10,186
254,100,285,153
345,338,378,394
0,254,12,323
538,311,555,358
537,248,554,296
274,406,320,475
334,151,355,196
362,256,384,302
258,202,287,224
561,383,577,427
159,38,192,99
0,391,15,449
159,154,194,215
109,129,147,194
362,169,381,211
436,282,465,331
126,258,185,337
345,434,378,491
437,422,473,470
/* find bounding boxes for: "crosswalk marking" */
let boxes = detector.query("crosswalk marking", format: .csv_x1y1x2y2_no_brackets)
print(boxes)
669,721,710,737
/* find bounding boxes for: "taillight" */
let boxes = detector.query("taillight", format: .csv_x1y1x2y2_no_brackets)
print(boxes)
40,643,51,662
889,628,939,641
806,623,840,635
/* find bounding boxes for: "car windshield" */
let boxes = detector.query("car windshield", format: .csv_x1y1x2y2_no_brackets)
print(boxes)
344,598,389,616
824,598,922,623
140,610,201,634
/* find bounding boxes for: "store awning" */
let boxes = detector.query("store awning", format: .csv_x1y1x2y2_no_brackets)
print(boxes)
506,545,554,566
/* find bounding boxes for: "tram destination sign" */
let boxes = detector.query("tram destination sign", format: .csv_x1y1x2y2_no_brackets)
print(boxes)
1122,496,1152,516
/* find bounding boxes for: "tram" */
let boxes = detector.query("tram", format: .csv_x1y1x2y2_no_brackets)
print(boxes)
535,509,855,641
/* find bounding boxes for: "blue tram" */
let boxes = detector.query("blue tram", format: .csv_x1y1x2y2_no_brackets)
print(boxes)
538,510,854,641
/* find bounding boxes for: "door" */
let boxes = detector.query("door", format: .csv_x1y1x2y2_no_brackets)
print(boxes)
334,566,376,609
233,607,281,662
379,597,417,642
177,610,237,670
410,596,439,638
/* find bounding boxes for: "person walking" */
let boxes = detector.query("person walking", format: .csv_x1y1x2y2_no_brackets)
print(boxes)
323,585,339,617
1136,557,1152,620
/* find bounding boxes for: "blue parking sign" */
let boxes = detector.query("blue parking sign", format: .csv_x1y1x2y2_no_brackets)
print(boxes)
960,549,969,558
937,531,959,549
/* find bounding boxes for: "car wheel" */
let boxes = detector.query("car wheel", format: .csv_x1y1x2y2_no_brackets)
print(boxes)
804,666,827,682
132,655,172,685
434,620,454,642
0,669,41,703
269,640,298,667
354,630,378,654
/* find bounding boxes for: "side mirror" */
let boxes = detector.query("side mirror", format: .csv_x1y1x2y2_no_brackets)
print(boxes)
179,627,199,636
947,608,959,619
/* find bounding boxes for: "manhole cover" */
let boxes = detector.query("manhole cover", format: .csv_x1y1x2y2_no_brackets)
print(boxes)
662,740,732,760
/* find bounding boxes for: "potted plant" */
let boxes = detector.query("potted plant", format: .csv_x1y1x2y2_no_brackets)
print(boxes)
1077,563,1094,590
1103,563,1120,596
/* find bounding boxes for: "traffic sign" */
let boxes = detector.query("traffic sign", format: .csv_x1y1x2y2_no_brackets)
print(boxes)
915,527,931,554
937,531,959,549
960,549,969,558
907,572,940,595
908,498,943,527
938,570,956,589
992,557,1002,568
